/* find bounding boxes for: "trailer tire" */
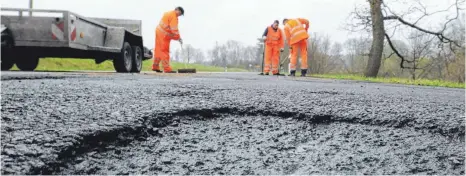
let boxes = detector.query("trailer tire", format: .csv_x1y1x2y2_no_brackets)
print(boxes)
113,42,133,73
1,56,14,71
130,46,143,73
1,33,15,71
16,54,39,71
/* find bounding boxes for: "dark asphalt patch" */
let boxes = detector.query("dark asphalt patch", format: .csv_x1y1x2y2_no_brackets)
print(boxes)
1,71,86,81
157,88,233,98
1,76,71,81
21,107,465,175
55,114,463,175
1,72,464,175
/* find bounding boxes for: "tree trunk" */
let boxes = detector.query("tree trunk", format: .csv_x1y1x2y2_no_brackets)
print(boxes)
412,58,416,80
364,0,385,77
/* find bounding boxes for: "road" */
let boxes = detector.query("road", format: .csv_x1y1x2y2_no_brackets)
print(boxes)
1,71,464,175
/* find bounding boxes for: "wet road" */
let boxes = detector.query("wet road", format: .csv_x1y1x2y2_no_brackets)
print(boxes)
1,71,465,175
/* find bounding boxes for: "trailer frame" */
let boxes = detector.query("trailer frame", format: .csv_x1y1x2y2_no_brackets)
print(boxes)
1,8,152,73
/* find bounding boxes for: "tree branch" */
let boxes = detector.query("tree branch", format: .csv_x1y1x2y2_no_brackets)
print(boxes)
385,52,395,59
383,15,461,47
384,32,416,69
412,0,457,25
382,0,463,47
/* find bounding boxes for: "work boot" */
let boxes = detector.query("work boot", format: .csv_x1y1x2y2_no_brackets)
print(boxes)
289,70,296,77
152,69,163,73
265,72,270,75
301,69,307,77
273,72,280,76
165,70,177,73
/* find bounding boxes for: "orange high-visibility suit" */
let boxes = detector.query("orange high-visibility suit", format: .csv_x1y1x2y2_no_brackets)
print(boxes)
284,18,309,71
262,26,285,74
153,10,181,72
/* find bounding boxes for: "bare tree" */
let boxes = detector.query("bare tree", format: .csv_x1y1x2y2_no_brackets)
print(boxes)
207,40,259,70
439,14,466,82
208,41,222,66
172,49,181,62
349,0,464,77
329,42,345,73
343,37,371,74
179,44,195,64
308,33,334,74
404,30,436,80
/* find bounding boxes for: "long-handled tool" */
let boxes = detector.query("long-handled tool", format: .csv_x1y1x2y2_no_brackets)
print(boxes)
177,42,197,74
274,51,288,76
278,53,291,76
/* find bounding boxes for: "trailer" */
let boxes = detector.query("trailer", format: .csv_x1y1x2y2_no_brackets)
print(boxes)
1,8,153,73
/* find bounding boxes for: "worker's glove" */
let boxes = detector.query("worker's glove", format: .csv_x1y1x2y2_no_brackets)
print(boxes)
289,46,293,50
280,48,284,52
179,38,183,45
262,36,267,40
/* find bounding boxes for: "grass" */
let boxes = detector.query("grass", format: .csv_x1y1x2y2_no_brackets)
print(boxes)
312,74,465,89
11,58,248,72
10,58,462,88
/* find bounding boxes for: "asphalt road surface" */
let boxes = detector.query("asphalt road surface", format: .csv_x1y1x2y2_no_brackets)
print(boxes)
1,71,464,175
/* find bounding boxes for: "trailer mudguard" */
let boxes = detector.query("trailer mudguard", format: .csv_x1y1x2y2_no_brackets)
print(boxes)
104,27,143,54
104,27,126,49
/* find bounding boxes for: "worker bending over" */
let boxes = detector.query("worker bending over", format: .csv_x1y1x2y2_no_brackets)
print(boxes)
262,20,285,75
282,18,309,77
153,7,184,73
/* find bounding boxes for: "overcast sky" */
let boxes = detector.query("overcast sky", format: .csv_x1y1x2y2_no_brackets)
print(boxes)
1,0,460,52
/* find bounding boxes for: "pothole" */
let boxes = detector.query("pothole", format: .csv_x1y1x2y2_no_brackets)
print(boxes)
54,114,463,175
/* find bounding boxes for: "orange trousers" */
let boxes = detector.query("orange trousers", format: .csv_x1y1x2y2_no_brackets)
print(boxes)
264,44,280,74
153,30,172,72
290,39,308,71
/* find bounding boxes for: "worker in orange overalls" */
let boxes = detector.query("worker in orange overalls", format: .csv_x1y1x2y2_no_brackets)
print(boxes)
153,7,184,73
282,18,310,77
261,20,285,75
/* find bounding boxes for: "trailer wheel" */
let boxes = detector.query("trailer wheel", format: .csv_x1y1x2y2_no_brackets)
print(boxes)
1,33,15,71
113,42,133,73
130,46,143,73
16,53,39,71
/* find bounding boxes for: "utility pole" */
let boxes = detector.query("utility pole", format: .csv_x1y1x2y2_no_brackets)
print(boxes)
215,41,219,66
29,0,33,16
216,41,226,72
187,46,190,64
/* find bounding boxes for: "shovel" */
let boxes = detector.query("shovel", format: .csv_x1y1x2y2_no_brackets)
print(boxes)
277,53,291,76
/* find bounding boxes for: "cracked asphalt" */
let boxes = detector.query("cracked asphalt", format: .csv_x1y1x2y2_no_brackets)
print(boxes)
1,71,464,175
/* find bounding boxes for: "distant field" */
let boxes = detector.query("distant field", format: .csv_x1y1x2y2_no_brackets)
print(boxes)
10,58,248,72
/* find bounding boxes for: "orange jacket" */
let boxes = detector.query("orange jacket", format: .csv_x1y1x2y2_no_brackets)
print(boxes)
156,10,180,40
263,26,284,48
284,18,309,45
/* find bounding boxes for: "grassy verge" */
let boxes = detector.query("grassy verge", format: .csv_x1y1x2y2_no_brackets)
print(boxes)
11,58,248,72
312,74,465,89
